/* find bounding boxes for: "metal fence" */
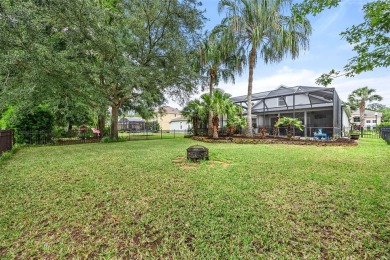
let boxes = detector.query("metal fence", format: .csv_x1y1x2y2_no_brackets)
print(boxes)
13,130,101,145
0,130,14,155
381,127,390,144
119,129,187,141
9,129,188,146
348,126,382,139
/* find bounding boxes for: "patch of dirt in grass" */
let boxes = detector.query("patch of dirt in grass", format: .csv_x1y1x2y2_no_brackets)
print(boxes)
172,157,186,164
180,165,197,170
132,225,164,250
172,156,199,170
70,227,89,243
208,161,230,167
185,235,195,251
172,156,229,170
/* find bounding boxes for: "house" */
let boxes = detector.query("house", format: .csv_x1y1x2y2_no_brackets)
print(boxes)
231,85,350,137
351,110,382,129
118,117,145,131
155,106,181,130
169,117,192,132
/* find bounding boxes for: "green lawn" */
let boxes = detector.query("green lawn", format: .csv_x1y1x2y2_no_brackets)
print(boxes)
1,138,389,258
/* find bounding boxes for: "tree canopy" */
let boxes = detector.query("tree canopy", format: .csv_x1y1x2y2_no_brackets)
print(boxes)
0,0,206,137
294,0,390,86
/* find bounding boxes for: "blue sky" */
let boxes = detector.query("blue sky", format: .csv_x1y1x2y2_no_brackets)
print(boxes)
169,0,390,108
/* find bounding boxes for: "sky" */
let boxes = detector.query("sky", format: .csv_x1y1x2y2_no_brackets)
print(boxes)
168,0,390,109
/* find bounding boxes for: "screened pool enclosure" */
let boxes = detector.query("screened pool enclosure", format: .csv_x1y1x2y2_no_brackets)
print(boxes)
231,85,347,137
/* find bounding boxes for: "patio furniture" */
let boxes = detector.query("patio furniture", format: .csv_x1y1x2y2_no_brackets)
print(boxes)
314,133,328,140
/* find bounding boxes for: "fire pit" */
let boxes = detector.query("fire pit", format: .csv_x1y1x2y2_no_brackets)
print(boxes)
187,145,209,161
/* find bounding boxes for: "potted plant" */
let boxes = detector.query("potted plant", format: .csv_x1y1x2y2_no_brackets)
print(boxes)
274,117,303,139
350,130,360,140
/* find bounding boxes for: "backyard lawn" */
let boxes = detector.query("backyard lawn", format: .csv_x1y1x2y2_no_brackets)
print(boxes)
0,138,389,258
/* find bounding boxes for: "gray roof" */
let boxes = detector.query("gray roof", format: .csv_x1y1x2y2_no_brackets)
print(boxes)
231,85,334,103
118,117,145,123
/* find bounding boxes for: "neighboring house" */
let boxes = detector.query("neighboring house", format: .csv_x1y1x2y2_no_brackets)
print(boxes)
155,106,181,130
169,117,192,132
231,85,350,137
118,117,145,131
351,110,382,129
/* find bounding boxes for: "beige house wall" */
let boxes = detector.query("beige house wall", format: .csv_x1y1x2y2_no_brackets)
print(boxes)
157,112,181,130
351,110,382,128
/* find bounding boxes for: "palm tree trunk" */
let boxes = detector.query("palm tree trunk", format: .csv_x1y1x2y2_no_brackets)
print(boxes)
193,118,198,136
208,70,215,137
212,115,219,138
245,47,256,137
360,101,365,128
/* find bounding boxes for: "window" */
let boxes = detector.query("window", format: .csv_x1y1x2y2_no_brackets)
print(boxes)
278,97,286,106
366,120,371,123
373,120,377,123
353,117,360,123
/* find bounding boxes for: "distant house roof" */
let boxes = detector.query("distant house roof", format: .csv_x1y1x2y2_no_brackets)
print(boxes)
169,117,188,123
156,106,181,115
118,117,145,123
351,110,382,117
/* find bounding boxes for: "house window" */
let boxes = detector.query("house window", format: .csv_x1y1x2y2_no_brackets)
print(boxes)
278,97,286,106
373,120,377,123
353,117,360,123
366,120,371,123
174,114,176,117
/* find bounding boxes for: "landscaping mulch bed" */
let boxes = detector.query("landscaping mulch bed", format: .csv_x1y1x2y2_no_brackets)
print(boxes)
192,135,358,146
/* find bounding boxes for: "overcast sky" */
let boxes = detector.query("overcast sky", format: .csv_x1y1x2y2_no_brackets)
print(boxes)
168,0,390,108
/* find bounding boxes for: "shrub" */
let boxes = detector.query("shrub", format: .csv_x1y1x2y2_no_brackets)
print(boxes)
0,106,16,129
13,106,55,144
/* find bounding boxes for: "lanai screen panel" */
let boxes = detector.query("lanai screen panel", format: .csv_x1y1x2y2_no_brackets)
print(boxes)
246,86,335,113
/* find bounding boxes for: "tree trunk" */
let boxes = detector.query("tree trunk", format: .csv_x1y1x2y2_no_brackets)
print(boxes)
212,115,219,139
208,70,215,137
245,47,256,137
193,118,198,136
67,122,73,132
97,114,106,137
359,101,365,128
110,104,119,139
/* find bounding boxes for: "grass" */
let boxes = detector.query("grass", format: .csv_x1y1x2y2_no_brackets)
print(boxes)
0,138,389,258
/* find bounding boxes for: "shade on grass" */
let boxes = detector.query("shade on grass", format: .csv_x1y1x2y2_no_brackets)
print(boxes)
0,138,389,258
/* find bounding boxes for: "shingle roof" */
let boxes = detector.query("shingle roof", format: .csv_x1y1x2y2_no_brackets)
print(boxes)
156,106,181,114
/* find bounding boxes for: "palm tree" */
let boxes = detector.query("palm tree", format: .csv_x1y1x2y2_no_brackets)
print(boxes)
348,86,383,128
182,99,206,136
195,30,245,137
219,0,311,137
274,117,303,138
201,89,237,138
